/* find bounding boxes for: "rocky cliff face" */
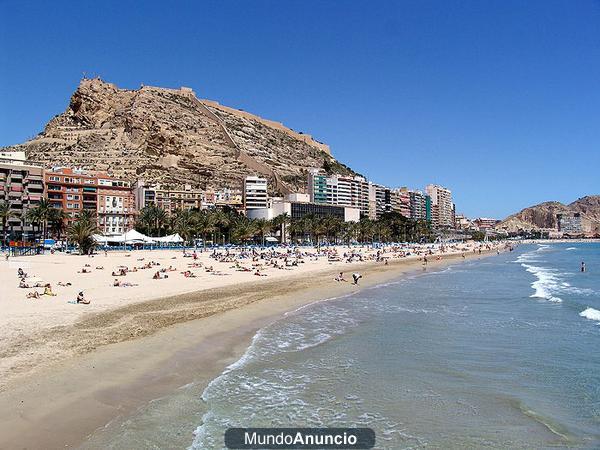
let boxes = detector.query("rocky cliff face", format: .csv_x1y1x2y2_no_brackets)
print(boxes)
497,196,600,233
2,78,356,193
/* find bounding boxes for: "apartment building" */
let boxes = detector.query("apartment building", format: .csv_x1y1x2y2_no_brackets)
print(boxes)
425,184,453,228
473,217,499,230
307,169,328,204
405,189,431,222
0,152,45,241
96,177,135,234
307,170,375,218
390,188,411,218
46,168,135,234
133,180,206,214
373,184,389,219
557,213,583,234
243,176,268,210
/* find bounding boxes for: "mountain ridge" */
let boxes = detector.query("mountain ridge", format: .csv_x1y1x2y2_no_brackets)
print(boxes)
1,78,357,193
497,195,600,233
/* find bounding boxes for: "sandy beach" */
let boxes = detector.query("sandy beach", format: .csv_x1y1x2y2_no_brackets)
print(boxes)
0,242,506,449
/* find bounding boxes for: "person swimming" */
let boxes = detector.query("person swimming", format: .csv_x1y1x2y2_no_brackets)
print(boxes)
581,261,586,273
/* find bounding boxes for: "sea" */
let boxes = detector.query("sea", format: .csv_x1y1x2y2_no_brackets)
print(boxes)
81,242,600,449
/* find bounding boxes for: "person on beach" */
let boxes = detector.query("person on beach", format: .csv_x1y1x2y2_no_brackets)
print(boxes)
335,272,347,282
42,284,57,296
76,291,89,304
26,291,40,299
581,261,586,273
114,279,138,287
352,273,362,285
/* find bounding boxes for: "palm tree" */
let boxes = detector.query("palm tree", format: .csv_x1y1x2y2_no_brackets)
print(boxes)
26,207,43,241
135,205,168,236
172,209,196,247
0,201,15,248
305,215,327,248
272,212,290,244
358,218,374,244
287,218,301,244
211,208,235,245
195,210,217,248
254,218,272,246
68,217,99,255
26,199,53,241
231,217,257,244
153,206,169,236
77,208,97,225
48,208,68,241
340,221,357,246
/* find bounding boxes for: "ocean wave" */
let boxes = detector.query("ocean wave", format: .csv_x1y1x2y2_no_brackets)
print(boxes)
579,308,600,324
521,264,563,303
566,247,577,251
514,251,540,264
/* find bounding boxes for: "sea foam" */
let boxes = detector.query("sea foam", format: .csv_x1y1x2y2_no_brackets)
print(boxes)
579,308,600,324
521,264,563,303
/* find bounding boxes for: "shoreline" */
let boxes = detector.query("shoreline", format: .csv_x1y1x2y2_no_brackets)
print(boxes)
0,249,500,449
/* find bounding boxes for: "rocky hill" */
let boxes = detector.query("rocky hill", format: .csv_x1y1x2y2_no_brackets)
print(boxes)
2,78,357,193
497,196,600,233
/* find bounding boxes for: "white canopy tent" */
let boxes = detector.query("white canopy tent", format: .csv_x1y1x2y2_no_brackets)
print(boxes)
94,231,184,246
152,233,184,244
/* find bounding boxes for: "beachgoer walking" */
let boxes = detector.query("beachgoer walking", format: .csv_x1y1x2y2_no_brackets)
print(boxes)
352,273,362,285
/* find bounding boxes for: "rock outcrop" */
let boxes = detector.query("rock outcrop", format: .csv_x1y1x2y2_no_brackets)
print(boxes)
2,78,356,193
497,196,600,233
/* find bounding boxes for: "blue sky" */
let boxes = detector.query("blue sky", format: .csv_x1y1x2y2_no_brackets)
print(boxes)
1,1,599,218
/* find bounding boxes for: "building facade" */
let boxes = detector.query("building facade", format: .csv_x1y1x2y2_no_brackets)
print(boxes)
406,189,430,221
247,195,360,223
390,188,411,218
0,152,45,241
307,170,375,219
96,177,135,234
243,176,268,210
46,168,135,234
425,184,453,228
557,213,583,234
133,180,207,214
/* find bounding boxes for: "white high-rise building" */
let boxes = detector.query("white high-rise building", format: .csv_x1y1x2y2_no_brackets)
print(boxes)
243,176,268,210
425,184,453,228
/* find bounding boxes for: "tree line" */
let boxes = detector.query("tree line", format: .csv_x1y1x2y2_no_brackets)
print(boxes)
1,200,435,253
135,205,435,246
